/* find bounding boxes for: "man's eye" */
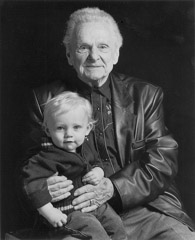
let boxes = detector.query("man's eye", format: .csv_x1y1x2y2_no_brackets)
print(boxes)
98,45,109,52
77,45,89,53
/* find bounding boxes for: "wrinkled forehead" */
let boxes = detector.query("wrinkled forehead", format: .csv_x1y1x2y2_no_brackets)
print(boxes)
73,21,115,45
78,17,111,27
76,19,112,33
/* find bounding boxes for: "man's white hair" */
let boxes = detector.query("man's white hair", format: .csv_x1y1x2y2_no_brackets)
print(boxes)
63,7,123,51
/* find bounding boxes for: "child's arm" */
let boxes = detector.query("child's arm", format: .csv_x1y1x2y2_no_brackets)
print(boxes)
38,202,67,228
82,167,104,185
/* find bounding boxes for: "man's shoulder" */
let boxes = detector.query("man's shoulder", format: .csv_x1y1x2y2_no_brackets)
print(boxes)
111,72,163,98
31,79,69,107
34,80,67,97
111,71,162,94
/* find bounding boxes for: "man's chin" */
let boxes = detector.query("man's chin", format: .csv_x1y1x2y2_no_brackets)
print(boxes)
82,73,107,85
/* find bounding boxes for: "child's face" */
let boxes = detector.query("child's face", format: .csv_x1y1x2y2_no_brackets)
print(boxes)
46,106,92,152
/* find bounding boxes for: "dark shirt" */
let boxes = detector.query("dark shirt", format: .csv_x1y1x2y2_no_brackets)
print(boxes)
90,78,121,177
77,77,121,177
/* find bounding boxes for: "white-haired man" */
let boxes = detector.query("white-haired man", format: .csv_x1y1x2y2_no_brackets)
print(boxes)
21,7,195,240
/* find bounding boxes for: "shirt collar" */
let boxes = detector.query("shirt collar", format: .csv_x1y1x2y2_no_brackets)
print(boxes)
75,75,111,102
92,76,111,101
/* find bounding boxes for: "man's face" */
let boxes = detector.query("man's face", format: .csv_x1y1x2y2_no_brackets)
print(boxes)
66,21,119,87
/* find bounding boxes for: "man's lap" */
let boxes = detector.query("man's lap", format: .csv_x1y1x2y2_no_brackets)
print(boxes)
44,206,195,240
121,206,195,240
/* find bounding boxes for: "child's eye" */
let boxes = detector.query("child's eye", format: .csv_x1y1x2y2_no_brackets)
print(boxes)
57,126,64,130
74,125,82,130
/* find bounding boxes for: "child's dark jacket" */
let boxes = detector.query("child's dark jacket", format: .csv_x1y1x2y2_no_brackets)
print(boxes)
22,140,102,212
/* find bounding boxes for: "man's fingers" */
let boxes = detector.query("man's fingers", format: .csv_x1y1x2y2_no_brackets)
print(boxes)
72,192,95,209
50,184,73,198
81,204,98,213
50,183,74,202
51,192,71,203
47,174,68,185
72,179,114,211
74,184,94,196
48,180,73,192
47,174,74,202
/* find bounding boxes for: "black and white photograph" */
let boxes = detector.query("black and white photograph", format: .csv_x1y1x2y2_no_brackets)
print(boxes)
1,0,195,239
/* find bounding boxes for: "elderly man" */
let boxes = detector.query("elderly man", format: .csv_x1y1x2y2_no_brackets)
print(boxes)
22,7,195,240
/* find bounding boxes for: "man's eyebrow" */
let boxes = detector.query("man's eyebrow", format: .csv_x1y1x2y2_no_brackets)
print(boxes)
77,42,89,46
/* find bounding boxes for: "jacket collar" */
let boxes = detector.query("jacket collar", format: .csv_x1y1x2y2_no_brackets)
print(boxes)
110,72,136,166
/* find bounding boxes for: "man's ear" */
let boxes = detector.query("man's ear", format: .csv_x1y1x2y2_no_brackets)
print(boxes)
66,50,73,66
113,48,120,65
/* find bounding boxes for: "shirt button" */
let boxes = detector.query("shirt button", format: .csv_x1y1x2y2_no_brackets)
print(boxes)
97,107,100,111
99,132,103,136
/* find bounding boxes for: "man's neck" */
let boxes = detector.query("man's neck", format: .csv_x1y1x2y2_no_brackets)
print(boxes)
78,76,108,88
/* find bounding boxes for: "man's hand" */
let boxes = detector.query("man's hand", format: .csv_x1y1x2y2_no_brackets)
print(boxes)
72,177,114,212
47,172,74,202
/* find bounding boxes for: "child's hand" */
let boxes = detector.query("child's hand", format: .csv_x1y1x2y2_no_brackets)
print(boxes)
38,203,67,228
46,207,67,227
82,167,104,185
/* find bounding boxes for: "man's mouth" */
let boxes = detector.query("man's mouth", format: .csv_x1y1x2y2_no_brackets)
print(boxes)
85,65,101,68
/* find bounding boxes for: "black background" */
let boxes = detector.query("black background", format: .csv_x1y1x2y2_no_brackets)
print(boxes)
1,0,195,237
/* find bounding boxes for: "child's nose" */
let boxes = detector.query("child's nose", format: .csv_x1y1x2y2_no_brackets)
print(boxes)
64,129,73,137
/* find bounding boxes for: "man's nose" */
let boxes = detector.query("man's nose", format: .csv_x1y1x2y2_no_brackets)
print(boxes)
88,46,99,61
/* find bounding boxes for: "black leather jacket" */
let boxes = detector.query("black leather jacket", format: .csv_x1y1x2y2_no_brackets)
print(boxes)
24,71,195,230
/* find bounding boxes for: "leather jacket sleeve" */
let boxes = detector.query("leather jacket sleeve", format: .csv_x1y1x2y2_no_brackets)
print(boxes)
110,85,179,210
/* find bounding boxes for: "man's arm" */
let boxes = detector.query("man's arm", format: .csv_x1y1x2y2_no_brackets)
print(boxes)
110,86,178,210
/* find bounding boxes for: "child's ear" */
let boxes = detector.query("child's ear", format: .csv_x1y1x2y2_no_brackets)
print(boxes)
44,126,51,137
86,123,93,135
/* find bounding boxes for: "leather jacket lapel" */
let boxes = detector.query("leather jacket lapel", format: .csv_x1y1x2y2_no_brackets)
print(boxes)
110,73,137,167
